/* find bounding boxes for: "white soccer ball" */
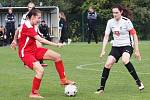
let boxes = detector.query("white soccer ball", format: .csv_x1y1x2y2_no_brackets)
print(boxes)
64,84,77,96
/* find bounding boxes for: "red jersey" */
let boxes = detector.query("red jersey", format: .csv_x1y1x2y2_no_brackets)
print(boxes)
18,21,38,58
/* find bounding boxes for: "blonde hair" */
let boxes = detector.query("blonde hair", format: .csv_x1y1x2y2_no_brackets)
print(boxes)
28,2,35,8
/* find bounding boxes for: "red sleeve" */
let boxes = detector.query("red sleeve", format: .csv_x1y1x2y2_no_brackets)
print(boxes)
24,27,38,37
129,28,137,36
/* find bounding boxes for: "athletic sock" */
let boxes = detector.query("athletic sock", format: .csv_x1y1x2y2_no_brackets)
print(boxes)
99,67,110,90
32,77,42,94
55,60,65,79
125,62,141,86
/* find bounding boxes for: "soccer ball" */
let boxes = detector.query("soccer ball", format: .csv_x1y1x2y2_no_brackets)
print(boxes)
64,84,77,96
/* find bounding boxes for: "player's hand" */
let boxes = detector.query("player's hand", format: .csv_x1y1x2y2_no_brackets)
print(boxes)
40,34,44,38
135,50,141,61
10,40,17,50
57,43,65,48
100,50,105,58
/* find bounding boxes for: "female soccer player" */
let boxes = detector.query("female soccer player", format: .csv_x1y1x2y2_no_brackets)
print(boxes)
11,2,36,50
18,9,75,98
11,2,47,66
95,4,144,94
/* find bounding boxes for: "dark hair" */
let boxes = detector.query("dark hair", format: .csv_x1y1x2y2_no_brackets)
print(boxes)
27,8,41,19
112,4,133,20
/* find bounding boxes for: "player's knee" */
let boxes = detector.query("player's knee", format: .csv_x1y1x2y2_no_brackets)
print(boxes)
55,54,61,62
36,71,44,78
122,58,129,65
36,67,44,78
105,62,113,69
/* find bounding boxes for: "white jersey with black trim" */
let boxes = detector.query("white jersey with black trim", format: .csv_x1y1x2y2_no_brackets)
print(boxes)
105,16,134,47
21,12,29,25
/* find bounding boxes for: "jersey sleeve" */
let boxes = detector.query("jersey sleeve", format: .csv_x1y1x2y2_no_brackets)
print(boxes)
127,19,134,31
105,20,111,35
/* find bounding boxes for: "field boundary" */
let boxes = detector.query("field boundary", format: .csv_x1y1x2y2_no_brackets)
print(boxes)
76,58,150,75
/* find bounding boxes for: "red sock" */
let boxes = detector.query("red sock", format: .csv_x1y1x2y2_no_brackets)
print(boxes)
32,77,42,94
55,60,65,79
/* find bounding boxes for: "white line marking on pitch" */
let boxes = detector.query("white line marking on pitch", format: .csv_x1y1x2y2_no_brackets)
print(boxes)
76,59,150,75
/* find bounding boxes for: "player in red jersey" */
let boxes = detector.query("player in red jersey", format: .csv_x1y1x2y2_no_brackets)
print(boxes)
18,8,75,99
11,2,47,67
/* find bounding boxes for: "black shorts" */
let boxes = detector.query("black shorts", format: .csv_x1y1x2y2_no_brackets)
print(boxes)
109,46,133,63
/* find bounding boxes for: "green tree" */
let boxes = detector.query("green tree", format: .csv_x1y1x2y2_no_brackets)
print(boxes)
0,0,149,40
132,0,150,39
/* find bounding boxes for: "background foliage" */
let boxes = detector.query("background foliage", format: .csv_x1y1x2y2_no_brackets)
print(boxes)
0,0,150,41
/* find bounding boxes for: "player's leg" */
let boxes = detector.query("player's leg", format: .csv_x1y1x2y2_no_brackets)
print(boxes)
88,27,92,44
122,47,144,91
42,49,75,85
36,40,47,67
59,31,64,43
29,61,44,98
60,32,65,44
92,28,98,44
95,55,116,94
21,54,44,98
96,47,121,94
10,27,15,43
6,28,11,45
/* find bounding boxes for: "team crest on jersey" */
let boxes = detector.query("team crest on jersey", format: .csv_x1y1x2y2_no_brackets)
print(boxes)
113,27,120,37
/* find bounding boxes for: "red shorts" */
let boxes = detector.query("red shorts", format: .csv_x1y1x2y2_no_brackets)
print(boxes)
20,47,48,69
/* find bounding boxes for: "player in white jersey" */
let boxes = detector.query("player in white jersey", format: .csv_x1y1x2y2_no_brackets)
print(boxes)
95,4,144,94
21,2,35,25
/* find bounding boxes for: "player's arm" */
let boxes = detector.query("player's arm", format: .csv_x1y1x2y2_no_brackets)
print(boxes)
13,28,19,41
5,14,9,23
1,27,4,33
127,19,141,61
130,28,141,61
37,27,43,37
100,33,109,57
34,35,63,47
28,27,63,47
10,28,19,50
100,20,111,57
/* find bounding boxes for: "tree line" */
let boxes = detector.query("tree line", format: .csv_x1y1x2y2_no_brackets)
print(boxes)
0,0,150,41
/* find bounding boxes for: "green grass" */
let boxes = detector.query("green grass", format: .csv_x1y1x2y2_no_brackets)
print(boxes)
0,41,150,100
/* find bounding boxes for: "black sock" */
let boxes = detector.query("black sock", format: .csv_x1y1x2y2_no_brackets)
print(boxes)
98,67,110,91
39,60,43,64
125,62,141,86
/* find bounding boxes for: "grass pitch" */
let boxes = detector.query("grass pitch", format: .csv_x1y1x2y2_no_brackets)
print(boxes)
0,41,150,100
